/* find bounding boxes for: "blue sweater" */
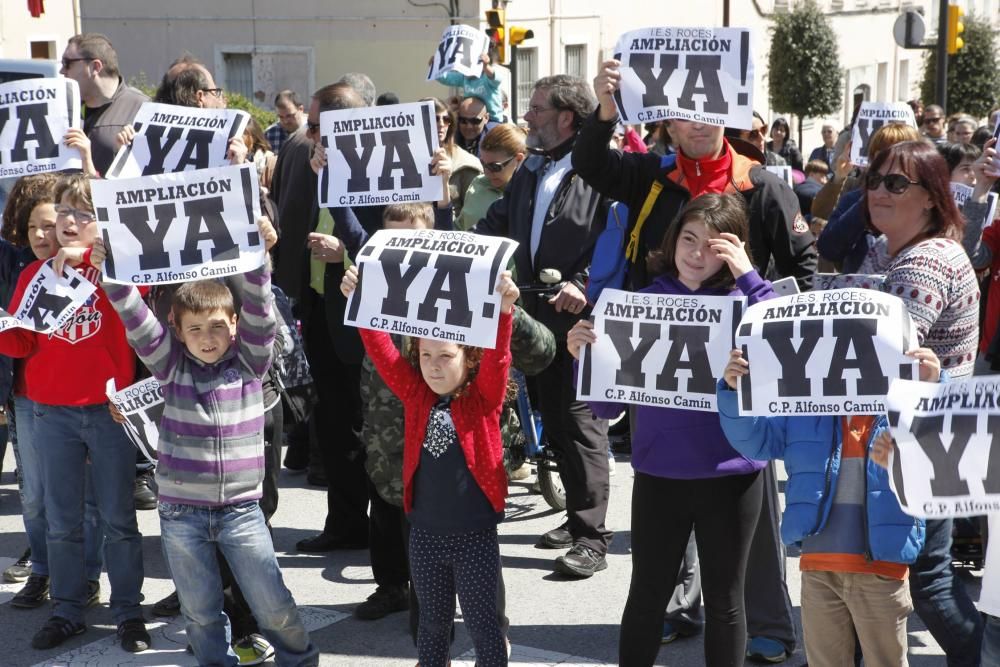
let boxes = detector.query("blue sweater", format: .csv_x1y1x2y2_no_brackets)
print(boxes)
716,382,924,563
583,271,773,479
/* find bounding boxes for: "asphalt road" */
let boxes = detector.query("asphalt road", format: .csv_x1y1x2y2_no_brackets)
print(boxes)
0,449,966,666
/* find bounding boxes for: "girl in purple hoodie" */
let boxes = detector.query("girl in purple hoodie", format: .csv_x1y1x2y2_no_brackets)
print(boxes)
568,193,774,667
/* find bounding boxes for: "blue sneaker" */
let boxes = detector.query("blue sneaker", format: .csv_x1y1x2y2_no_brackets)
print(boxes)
747,636,788,663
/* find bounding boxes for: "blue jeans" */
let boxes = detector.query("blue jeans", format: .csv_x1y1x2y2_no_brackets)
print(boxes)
159,500,318,667
910,518,983,666
12,396,104,579
34,403,143,625
984,615,1000,667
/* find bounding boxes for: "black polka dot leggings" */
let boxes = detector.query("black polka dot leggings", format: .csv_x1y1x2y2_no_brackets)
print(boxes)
409,526,507,667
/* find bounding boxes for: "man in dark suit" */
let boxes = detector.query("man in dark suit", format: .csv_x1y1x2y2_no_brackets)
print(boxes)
807,123,836,175
475,75,611,578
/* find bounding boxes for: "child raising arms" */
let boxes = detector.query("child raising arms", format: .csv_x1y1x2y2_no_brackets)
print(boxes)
342,264,518,667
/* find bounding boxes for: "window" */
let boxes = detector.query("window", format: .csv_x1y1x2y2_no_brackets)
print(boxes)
30,41,54,60
897,60,910,101
565,45,586,79
223,53,253,100
515,47,538,119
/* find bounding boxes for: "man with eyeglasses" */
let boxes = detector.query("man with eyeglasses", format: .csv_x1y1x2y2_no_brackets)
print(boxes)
455,96,491,156
808,124,837,174
921,104,947,146
264,90,306,155
59,33,147,175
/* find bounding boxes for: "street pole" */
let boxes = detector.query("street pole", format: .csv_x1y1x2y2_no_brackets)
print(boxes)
935,0,948,110
511,44,519,124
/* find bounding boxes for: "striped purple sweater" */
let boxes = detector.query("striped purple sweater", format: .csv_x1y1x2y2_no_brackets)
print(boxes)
103,264,276,506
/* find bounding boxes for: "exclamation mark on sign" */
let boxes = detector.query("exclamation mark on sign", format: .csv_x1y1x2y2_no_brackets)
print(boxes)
730,300,744,349
241,166,260,247
887,410,909,509
482,240,511,319
346,251,372,323
100,223,116,281
898,309,914,380
738,322,753,412
737,31,749,106
580,316,594,396
421,102,435,176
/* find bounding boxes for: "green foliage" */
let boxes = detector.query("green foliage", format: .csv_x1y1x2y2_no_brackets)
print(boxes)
127,71,278,129
921,13,1000,118
767,0,842,119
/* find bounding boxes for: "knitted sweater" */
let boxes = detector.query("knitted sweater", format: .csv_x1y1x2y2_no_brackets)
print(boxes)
858,236,979,378
103,264,276,506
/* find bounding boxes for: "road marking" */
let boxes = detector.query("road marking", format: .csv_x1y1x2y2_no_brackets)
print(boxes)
32,606,346,667
454,644,610,666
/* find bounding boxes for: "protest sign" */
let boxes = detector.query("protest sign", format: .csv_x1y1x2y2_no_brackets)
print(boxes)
886,376,1000,519
345,228,517,348
765,165,793,187
577,289,744,411
735,288,917,416
813,273,886,292
0,260,96,334
612,27,754,129
0,77,81,177
91,163,264,285
850,102,916,167
951,181,999,228
318,100,442,207
426,25,490,81
107,377,163,464
106,102,249,178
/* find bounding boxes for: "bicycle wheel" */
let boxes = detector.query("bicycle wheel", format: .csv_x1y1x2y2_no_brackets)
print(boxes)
538,463,566,511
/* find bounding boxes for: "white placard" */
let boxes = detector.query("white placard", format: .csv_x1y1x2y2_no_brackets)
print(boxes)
951,181,999,229
735,288,918,416
106,102,249,178
886,376,1000,518
91,163,264,285
107,377,163,464
577,289,744,411
426,25,490,81
770,276,800,296
813,273,886,292
850,102,916,167
612,27,754,129
1,260,96,333
765,165,793,187
0,77,81,176
345,228,517,349
318,101,443,208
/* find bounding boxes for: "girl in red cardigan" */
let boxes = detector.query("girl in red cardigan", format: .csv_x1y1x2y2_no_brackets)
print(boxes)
342,265,517,667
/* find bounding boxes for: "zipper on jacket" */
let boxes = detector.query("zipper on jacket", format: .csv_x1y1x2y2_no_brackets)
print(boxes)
812,424,839,536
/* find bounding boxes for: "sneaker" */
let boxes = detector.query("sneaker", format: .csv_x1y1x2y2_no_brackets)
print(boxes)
11,574,49,609
508,462,532,481
31,616,86,649
118,617,151,653
233,633,275,666
661,619,700,644
152,590,181,617
133,470,157,511
747,636,789,664
354,585,409,620
85,579,100,607
539,523,573,549
3,547,31,582
554,544,608,578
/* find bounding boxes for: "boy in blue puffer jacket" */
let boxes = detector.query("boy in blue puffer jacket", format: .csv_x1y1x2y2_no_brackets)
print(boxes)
717,347,934,667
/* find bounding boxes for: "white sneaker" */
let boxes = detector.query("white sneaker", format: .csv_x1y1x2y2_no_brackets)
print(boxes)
608,453,617,476
233,634,275,666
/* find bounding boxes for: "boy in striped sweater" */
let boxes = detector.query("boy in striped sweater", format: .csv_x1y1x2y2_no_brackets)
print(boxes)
92,230,318,667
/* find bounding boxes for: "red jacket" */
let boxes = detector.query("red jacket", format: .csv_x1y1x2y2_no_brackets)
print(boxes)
360,311,512,513
0,260,135,406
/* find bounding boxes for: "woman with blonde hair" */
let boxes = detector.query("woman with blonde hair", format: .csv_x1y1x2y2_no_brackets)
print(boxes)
455,123,526,231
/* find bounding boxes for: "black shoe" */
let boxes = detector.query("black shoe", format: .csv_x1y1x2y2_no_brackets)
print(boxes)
539,523,573,549
555,544,608,578
296,532,368,552
152,590,181,617
354,585,409,620
12,574,49,609
118,617,151,653
133,471,157,511
305,472,328,487
283,446,309,473
31,616,85,649
85,579,100,607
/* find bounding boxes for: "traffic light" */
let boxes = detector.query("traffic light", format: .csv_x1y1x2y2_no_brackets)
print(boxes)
485,8,507,64
947,4,965,54
508,26,534,48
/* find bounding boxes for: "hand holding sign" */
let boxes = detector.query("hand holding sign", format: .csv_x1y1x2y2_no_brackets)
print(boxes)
226,135,248,165
906,347,941,382
63,128,96,177
567,319,597,360
341,263,359,298
723,348,749,390
871,430,894,469
497,271,519,314
51,245,89,276
593,59,624,122
974,138,999,192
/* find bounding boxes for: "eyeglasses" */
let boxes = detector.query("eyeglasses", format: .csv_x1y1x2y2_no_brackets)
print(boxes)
54,205,96,224
458,116,486,126
201,88,224,98
435,114,452,125
481,155,516,173
61,57,93,69
865,171,921,195
306,121,320,133
527,105,558,115
743,128,765,140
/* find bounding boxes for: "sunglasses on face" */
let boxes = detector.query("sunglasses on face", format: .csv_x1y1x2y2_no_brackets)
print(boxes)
865,171,921,195
481,155,516,173
61,57,93,69
458,116,486,126
435,114,452,125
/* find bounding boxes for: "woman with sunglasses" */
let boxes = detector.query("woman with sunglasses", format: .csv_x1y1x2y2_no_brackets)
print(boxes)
856,140,984,665
422,97,483,221
455,124,526,231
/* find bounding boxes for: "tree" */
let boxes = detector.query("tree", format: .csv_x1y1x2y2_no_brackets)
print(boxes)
920,13,1000,118
767,0,842,149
